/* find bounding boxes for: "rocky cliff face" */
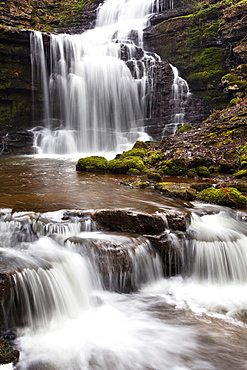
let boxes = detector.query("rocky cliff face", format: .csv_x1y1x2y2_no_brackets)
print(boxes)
0,0,247,154
144,0,247,114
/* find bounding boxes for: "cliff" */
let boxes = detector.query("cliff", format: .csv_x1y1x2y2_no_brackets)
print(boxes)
144,0,247,113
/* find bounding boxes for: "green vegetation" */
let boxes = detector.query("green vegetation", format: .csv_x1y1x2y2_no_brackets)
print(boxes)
188,166,211,178
120,148,147,159
155,182,197,201
233,169,247,179
157,158,187,176
76,156,108,172
176,124,192,135
197,187,247,207
152,0,247,110
108,157,145,174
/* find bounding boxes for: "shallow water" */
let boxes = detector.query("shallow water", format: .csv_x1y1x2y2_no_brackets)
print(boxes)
0,157,247,370
0,156,184,212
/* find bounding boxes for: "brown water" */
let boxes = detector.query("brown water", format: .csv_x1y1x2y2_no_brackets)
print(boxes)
1,156,247,370
0,156,184,212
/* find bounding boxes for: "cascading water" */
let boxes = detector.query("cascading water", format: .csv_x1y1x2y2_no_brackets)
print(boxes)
30,0,179,156
162,64,191,135
1,201,247,368
186,212,247,282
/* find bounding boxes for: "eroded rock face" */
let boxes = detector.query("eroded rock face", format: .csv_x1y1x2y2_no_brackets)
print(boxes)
144,1,247,113
0,28,33,134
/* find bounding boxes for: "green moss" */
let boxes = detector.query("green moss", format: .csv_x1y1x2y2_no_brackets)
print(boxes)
233,169,247,179
146,151,163,166
76,156,108,172
157,158,187,176
188,166,211,178
227,98,239,107
108,156,145,174
120,148,148,159
132,141,149,149
145,170,162,182
222,73,247,91
155,182,197,201
153,8,229,110
197,187,247,207
176,124,192,134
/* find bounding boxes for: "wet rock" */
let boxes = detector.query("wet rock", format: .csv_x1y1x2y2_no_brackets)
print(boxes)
0,130,34,155
66,233,162,293
11,220,38,244
145,231,184,276
63,209,190,233
92,209,166,234
0,338,19,366
66,235,134,292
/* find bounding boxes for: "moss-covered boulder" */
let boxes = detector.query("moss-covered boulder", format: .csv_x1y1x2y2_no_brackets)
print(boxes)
188,166,211,178
120,148,148,159
146,150,163,166
145,170,162,182
197,187,247,208
76,156,108,172
157,158,187,176
108,157,146,175
155,182,197,201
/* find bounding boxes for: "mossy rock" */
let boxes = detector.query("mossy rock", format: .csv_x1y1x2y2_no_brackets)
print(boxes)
219,160,237,174
233,169,247,179
76,156,108,172
197,187,247,208
120,148,148,159
146,151,163,166
176,124,192,135
188,157,213,168
215,181,247,193
0,338,19,365
108,156,146,174
188,166,211,178
145,170,162,182
157,158,187,176
155,182,197,201
190,182,213,192
132,141,149,149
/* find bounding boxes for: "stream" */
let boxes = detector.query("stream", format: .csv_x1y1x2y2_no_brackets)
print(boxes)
0,156,247,370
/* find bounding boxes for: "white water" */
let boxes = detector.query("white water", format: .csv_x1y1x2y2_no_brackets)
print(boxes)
29,0,188,157
31,0,175,156
1,207,247,369
163,64,191,135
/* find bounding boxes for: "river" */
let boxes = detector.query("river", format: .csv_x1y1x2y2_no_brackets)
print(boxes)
0,156,247,370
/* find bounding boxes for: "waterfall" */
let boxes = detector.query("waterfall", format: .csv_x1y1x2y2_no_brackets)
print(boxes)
30,0,171,156
30,0,185,156
163,64,191,135
185,212,247,283
1,206,247,368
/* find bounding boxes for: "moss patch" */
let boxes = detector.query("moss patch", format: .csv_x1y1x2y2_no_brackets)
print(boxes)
197,187,247,207
108,157,145,174
155,182,197,201
76,156,108,172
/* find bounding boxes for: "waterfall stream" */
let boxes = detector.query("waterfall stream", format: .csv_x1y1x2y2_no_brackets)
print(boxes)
30,0,188,156
0,193,247,369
